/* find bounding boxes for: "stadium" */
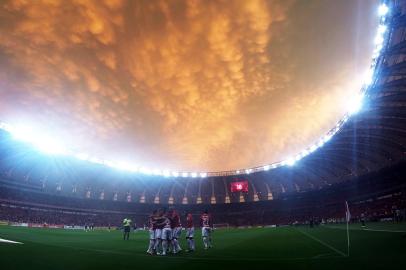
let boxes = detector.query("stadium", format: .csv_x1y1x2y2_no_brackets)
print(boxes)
0,0,406,269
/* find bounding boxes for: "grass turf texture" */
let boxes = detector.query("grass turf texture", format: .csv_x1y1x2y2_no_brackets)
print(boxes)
1,223,405,270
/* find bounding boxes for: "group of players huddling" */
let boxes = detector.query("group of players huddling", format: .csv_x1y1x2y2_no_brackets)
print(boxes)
146,208,213,255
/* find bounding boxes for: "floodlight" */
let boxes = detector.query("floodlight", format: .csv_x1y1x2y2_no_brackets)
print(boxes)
348,93,364,115
286,158,295,166
378,4,389,16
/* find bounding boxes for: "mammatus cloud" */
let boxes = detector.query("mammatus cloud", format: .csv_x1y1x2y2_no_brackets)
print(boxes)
0,0,375,171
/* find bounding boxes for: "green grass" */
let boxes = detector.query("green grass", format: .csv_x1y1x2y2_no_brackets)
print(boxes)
1,223,405,270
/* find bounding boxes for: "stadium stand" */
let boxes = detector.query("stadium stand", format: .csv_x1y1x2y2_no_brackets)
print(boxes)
0,0,406,230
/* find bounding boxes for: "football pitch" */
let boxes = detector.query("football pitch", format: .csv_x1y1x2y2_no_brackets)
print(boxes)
1,223,405,270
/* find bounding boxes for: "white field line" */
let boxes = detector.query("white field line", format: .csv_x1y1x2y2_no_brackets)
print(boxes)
324,226,406,233
0,238,23,244
295,228,347,257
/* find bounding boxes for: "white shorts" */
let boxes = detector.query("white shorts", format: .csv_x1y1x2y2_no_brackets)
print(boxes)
202,227,211,237
154,229,162,239
149,229,155,240
162,228,172,241
172,227,182,239
186,227,194,238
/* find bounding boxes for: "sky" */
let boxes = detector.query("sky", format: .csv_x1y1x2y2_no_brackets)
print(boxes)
0,0,378,172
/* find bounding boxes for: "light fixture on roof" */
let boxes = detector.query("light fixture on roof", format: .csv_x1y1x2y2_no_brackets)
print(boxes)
378,3,389,16
153,169,162,175
9,125,67,155
377,24,387,35
363,68,374,87
323,134,332,143
286,158,295,166
88,157,105,165
140,167,151,175
309,144,318,153
348,92,365,115
75,153,89,161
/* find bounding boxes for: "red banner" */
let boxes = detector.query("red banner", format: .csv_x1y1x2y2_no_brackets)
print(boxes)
230,181,249,192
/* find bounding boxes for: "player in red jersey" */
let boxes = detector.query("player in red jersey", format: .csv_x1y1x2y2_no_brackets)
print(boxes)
160,209,172,256
154,208,165,255
201,210,213,249
146,210,157,255
170,209,182,254
185,213,195,252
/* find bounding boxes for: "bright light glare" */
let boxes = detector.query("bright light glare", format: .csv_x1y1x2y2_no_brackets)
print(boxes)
310,144,318,153
363,69,374,86
115,162,138,172
263,165,270,171
10,126,67,155
323,134,332,143
0,122,13,132
378,4,389,16
286,158,295,166
35,137,67,155
75,153,89,160
348,92,364,115
153,169,162,175
374,35,384,45
301,150,309,157
140,167,151,175
88,157,105,165
377,24,387,34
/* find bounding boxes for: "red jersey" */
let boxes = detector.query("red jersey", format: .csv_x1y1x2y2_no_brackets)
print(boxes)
156,215,166,229
148,215,156,230
186,214,194,228
201,213,211,228
163,216,171,229
171,212,181,228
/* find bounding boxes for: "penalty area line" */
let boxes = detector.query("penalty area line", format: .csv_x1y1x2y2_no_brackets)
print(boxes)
0,238,23,244
295,228,347,257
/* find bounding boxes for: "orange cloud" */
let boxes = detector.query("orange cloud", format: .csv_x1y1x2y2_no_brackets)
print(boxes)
0,0,375,171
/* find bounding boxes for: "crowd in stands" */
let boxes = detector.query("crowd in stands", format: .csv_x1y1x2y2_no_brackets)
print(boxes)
1,186,404,228
1,161,405,228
